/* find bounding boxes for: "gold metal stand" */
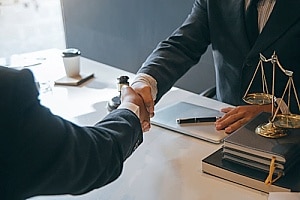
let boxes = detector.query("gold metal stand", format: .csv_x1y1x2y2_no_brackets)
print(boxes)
255,122,287,138
243,52,300,138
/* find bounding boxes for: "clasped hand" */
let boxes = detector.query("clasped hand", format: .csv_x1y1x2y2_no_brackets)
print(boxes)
120,86,151,132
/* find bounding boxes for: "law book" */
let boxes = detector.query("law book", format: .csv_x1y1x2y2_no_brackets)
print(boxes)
223,147,284,171
202,148,300,193
223,112,300,174
222,150,284,176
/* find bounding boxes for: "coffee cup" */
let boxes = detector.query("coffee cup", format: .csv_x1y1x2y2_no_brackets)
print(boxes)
62,48,81,77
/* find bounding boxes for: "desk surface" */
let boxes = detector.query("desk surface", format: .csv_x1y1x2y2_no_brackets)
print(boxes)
19,49,268,200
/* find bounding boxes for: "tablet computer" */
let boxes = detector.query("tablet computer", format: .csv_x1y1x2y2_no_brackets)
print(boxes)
151,101,228,144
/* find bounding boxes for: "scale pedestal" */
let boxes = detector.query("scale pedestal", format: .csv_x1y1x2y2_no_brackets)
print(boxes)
255,122,287,138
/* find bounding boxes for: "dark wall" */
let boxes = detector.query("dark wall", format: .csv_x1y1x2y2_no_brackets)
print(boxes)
60,0,215,93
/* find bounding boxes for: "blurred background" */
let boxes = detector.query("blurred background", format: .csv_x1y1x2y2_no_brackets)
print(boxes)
0,0,215,94
0,0,65,58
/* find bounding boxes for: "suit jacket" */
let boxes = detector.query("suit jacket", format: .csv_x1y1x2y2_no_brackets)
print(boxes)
138,0,300,113
0,66,143,199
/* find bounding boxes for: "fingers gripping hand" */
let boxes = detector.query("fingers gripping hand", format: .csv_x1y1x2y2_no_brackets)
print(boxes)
121,86,151,132
131,81,155,118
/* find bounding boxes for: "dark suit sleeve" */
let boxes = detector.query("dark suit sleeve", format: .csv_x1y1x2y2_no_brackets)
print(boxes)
138,0,210,101
0,68,143,199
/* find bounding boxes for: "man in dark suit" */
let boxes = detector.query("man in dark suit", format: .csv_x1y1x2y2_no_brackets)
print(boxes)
0,66,148,199
129,0,300,133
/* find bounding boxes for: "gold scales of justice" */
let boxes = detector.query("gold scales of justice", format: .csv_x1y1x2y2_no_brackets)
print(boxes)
243,52,300,138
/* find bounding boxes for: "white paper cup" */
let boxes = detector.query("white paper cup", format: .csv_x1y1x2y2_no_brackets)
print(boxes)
62,48,81,77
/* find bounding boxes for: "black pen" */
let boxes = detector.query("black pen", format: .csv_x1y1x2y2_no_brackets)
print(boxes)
176,117,219,124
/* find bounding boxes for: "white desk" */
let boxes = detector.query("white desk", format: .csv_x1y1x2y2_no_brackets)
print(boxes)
19,49,268,200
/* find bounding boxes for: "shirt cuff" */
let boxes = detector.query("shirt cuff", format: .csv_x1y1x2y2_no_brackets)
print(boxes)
118,102,140,119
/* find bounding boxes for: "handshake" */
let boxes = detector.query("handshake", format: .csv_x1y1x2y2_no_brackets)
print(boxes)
120,84,153,132
108,76,154,133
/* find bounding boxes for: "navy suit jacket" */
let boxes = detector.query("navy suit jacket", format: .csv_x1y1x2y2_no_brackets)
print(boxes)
138,0,300,113
0,66,143,199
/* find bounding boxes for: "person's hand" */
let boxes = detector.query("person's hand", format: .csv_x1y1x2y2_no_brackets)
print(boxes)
120,86,150,132
131,81,155,118
215,104,272,134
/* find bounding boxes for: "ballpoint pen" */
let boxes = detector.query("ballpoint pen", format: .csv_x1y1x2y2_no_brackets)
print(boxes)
176,116,220,124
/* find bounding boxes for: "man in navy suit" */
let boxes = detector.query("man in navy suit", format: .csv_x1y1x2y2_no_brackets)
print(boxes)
0,66,148,199
129,0,300,133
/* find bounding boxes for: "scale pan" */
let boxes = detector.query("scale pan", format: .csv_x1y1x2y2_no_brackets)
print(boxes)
243,93,274,105
273,114,300,129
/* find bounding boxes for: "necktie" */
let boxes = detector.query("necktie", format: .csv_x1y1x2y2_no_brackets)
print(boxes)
245,0,259,47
